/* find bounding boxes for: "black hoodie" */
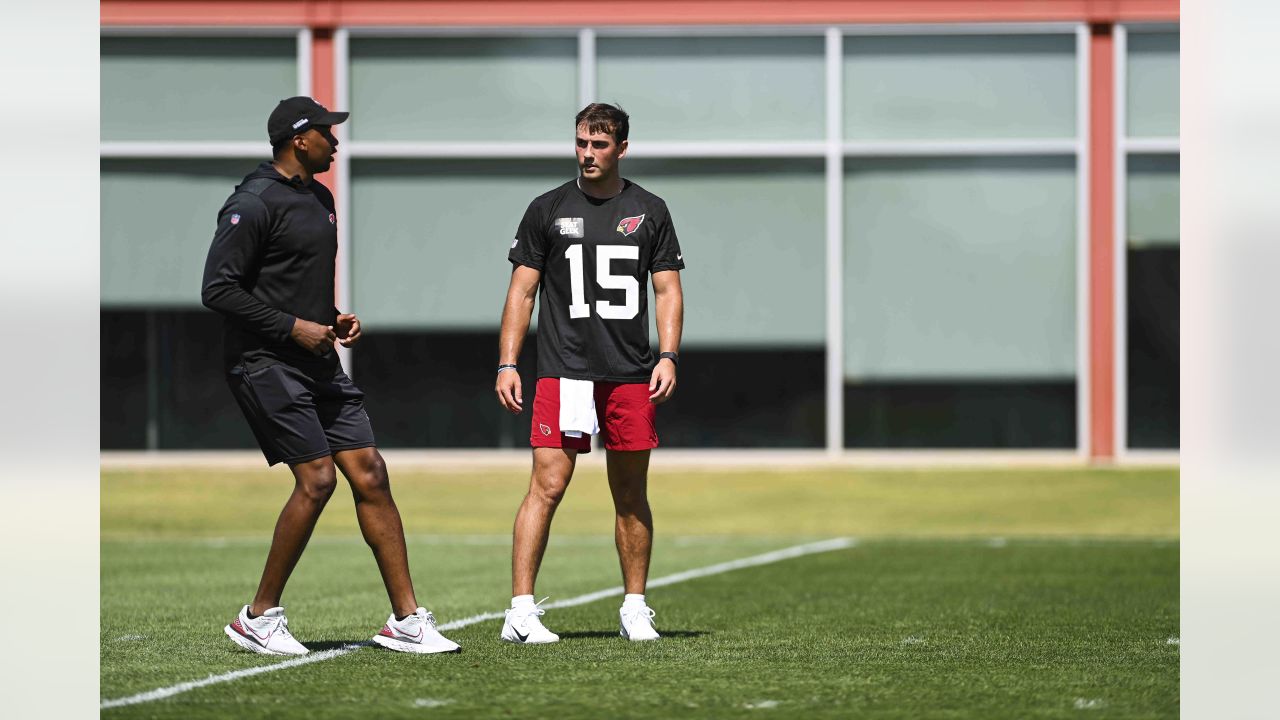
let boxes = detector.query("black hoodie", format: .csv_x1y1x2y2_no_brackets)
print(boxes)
201,162,340,374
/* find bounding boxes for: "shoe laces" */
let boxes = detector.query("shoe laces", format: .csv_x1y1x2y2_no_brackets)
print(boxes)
275,615,295,640
622,604,656,625
397,610,436,631
513,597,551,628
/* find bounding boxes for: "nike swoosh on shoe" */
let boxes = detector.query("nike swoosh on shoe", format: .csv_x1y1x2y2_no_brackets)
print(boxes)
232,618,271,645
379,625,424,641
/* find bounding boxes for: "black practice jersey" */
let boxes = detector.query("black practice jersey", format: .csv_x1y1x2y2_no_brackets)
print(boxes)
202,162,340,374
508,179,685,382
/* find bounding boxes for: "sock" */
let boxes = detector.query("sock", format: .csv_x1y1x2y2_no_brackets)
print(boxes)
395,613,410,621
623,593,646,607
512,594,535,609
247,608,260,620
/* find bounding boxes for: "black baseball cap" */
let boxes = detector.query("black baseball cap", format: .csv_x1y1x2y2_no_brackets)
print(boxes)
267,96,349,145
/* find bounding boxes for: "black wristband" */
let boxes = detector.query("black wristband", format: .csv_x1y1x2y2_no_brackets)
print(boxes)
658,352,679,367
497,363,518,373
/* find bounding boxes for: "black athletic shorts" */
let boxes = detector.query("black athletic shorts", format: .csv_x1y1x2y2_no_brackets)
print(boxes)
227,361,376,466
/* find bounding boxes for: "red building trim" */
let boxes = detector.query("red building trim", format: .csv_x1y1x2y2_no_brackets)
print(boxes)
1088,25,1116,460
310,29,336,110
101,0,1179,27
307,29,343,308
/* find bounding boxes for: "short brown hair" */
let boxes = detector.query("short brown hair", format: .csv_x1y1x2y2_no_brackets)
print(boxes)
575,103,629,144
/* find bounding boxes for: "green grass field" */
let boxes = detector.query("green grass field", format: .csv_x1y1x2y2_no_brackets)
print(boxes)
102,465,1178,719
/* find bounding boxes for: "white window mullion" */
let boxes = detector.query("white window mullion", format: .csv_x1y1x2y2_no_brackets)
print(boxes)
825,27,844,455
1114,24,1129,457
297,27,312,97
334,27,353,373
1076,23,1091,459
578,27,596,108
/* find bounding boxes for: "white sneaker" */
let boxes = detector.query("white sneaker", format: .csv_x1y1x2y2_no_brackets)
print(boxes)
224,605,309,655
500,598,559,644
371,607,461,654
620,603,660,641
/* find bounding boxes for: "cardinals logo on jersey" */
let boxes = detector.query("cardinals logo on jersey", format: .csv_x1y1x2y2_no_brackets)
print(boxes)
616,214,645,236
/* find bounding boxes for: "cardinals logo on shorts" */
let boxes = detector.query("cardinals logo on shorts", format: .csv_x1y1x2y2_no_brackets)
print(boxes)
616,214,645,236
539,423,552,436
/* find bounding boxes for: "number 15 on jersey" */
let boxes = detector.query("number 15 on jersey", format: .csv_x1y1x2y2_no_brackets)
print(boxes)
564,244,639,320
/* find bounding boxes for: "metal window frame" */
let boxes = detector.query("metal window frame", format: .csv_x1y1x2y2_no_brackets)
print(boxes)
102,23,1093,455
335,28,353,372
1114,23,1180,460
1076,24,1092,460
825,27,844,454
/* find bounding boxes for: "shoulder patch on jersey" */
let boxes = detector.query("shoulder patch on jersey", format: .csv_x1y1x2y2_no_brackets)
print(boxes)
511,237,519,249
230,213,240,225
554,217,584,238
616,214,645,236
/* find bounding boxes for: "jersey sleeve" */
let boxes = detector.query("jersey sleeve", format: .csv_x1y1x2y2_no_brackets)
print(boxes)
650,205,685,272
200,193,296,342
507,200,549,271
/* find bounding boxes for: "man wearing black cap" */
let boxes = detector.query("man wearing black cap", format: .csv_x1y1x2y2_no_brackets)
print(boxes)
202,97,460,656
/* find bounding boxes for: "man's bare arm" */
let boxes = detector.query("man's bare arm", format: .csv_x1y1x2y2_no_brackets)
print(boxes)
649,270,684,403
496,265,541,413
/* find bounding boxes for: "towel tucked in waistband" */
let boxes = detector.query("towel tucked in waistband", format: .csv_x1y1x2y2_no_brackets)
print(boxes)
558,378,598,438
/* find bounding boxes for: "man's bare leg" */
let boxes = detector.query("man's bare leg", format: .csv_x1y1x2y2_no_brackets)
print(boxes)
606,449,653,594
334,447,417,617
511,447,578,596
250,456,337,615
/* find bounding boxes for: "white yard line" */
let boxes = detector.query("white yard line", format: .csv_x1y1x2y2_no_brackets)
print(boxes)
100,643,368,710
101,537,856,710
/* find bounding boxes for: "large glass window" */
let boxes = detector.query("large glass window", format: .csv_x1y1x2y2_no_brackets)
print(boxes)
350,159,574,329
348,37,577,141
101,159,255,307
101,37,297,141
1123,29,1179,450
626,159,825,347
843,156,1078,447
1124,156,1178,449
1125,32,1179,139
597,36,825,141
843,34,1076,140
841,32,1080,448
844,157,1077,379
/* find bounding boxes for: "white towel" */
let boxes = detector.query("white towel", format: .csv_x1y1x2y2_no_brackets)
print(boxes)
559,378,598,438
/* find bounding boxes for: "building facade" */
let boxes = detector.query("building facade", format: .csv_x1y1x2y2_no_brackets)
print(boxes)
100,0,1180,459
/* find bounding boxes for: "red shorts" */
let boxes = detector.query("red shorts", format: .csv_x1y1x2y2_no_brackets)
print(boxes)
529,378,658,453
